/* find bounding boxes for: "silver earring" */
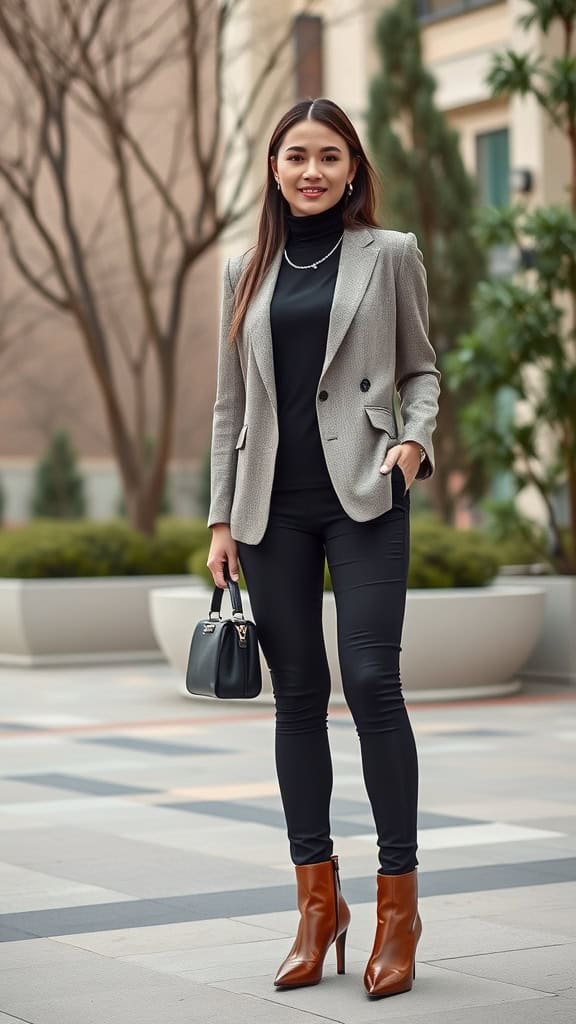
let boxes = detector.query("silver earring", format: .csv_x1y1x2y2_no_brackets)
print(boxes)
276,179,280,191
347,182,353,196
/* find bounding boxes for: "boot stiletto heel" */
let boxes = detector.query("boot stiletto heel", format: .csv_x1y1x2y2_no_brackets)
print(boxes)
336,928,347,975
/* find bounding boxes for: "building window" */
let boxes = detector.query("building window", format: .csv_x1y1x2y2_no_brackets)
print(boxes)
475,127,514,501
476,128,510,208
418,0,501,21
293,14,323,100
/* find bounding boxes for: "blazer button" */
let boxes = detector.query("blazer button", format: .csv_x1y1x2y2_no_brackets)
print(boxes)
318,390,328,401
360,378,371,392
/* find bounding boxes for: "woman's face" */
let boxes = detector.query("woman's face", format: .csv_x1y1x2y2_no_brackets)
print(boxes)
271,119,357,218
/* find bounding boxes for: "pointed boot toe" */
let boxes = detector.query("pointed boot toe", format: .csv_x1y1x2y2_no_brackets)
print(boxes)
363,869,422,999
274,856,350,990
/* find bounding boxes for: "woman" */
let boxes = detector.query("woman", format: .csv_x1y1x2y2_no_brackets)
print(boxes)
207,98,440,999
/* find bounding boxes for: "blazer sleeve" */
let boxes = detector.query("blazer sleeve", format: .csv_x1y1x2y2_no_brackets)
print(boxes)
395,231,441,479
207,259,246,528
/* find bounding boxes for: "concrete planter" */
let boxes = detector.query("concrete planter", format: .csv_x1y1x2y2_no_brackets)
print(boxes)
150,583,545,703
495,574,576,686
0,576,195,667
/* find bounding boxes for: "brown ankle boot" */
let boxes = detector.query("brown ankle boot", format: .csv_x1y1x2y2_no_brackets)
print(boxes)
274,855,351,989
363,868,422,999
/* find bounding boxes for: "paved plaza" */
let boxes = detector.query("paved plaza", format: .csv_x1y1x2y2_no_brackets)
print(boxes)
0,663,575,1024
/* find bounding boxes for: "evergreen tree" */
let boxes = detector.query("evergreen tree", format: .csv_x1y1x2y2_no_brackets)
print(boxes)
31,430,87,519
368,0,485,521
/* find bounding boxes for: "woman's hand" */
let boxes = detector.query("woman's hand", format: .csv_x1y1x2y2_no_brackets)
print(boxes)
207,524,240,589
379,441,422,491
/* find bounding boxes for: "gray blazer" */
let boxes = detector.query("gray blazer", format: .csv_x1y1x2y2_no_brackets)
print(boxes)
208,226,440,545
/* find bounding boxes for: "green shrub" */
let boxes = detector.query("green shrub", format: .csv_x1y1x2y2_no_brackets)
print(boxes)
31,430,87,519
0,475,5,527
407,519,500,588
482,500,550,567
188,546,247,589
190,518,500,592
0,518,210,578
152,519,211,574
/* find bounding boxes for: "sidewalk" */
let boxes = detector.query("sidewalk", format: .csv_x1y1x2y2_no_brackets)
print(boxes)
0,663,575,1023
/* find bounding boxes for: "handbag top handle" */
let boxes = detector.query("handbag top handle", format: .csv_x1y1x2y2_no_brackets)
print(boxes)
209,572,245,620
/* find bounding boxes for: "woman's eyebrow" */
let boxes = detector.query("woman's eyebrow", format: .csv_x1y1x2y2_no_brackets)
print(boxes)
284,145,342,153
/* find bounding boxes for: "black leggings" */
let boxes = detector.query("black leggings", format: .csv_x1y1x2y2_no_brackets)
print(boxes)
237,463,418,875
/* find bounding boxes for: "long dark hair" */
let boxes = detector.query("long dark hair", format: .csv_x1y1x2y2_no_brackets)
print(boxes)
229,98,380,343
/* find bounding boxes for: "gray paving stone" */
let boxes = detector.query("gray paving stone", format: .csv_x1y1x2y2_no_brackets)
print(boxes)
0,900,174,944
431,941,576,994
53,918,286,956
0,966,333,1024
0,1015,38,1023
418,919,575,961
0,937,97,969
78,736,234,756
0,721,44,732
160,797,373,837
0,883,134,915
7,773,159,796
211,961,550,1023
481,907,576,939
369,993,576,1024
0,983,335,1024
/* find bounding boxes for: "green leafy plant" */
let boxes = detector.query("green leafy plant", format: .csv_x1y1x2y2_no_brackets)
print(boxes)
447,0,576,574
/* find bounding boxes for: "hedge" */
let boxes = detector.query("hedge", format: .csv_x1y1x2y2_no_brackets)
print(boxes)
0,518,210,578
0,516,502,587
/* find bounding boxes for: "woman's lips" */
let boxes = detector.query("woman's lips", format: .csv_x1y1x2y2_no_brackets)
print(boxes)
299,188,327,198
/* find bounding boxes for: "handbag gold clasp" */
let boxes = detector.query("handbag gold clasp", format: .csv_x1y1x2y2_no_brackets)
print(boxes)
235,623,248,647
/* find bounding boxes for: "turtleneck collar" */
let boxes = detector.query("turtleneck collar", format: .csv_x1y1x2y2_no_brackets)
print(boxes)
286,195,345,243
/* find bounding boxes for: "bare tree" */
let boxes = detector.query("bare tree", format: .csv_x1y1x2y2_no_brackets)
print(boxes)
0,0,317,532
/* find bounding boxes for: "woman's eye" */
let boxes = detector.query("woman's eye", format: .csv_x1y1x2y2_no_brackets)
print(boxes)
285,155,339,162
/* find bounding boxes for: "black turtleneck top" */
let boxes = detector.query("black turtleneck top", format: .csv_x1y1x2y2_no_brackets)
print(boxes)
270,197,345,490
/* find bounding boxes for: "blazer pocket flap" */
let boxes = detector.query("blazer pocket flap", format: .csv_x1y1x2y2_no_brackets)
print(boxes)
235,424,248,450
364,407,397,436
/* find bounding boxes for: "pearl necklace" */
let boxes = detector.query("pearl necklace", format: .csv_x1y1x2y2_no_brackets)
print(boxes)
283,233,344,271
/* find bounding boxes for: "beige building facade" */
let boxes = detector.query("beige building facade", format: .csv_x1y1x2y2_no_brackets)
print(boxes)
223,0,570,250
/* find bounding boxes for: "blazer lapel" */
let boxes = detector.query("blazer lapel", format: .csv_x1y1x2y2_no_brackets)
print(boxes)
322,227,379,377
246,246,283,412
245,226,379,409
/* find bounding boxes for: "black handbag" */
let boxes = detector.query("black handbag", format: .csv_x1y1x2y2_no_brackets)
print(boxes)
185,574,262,699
